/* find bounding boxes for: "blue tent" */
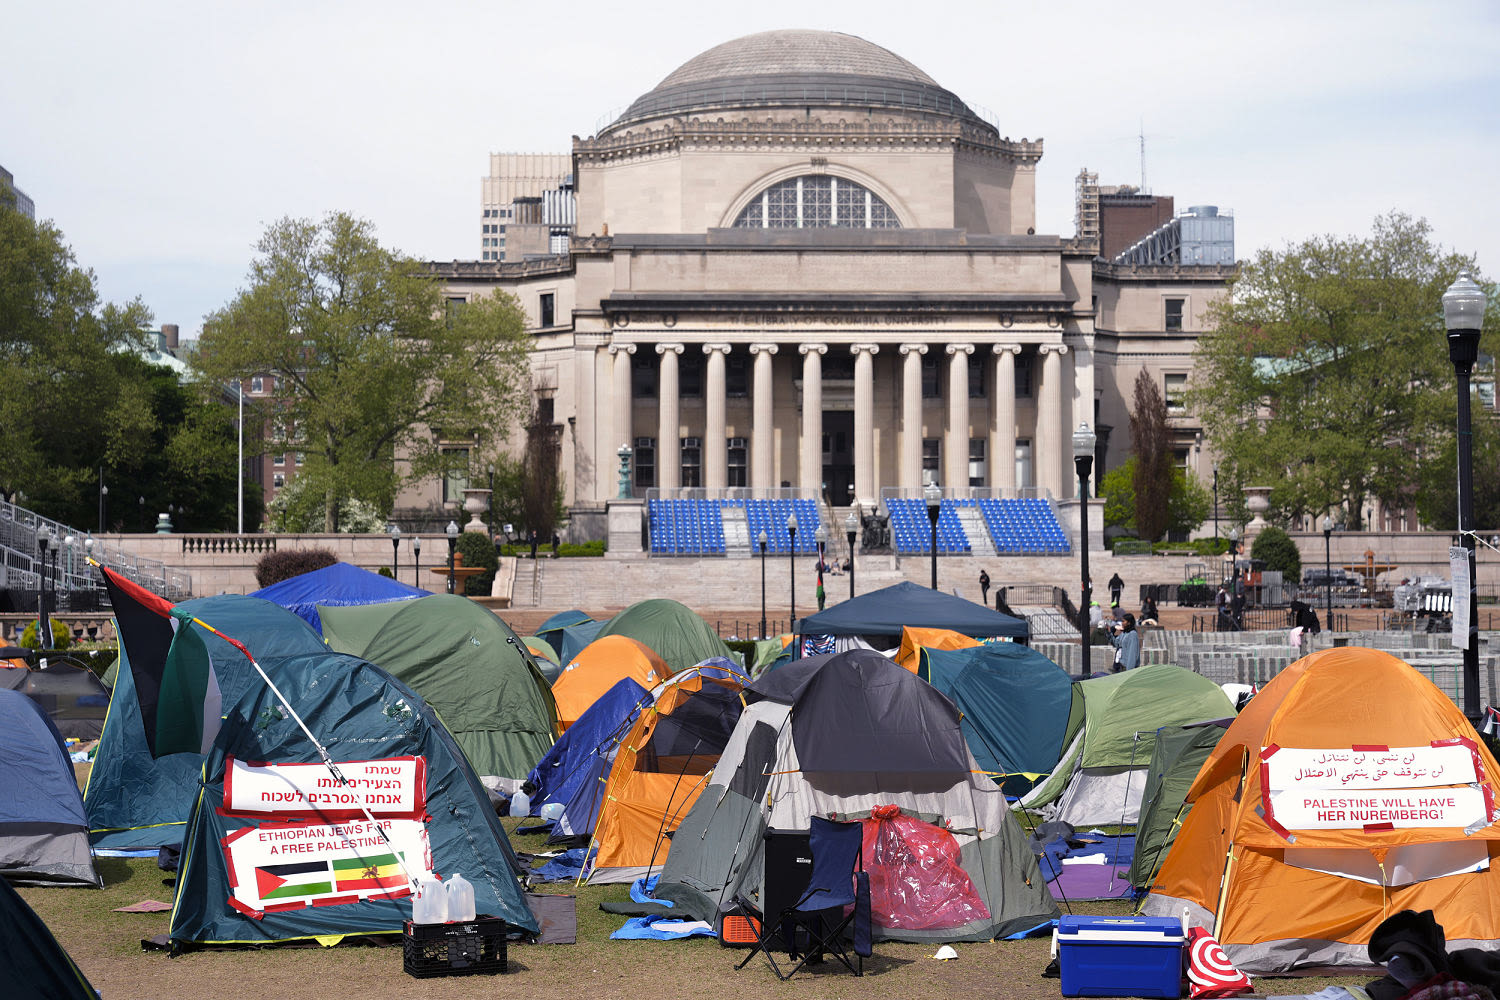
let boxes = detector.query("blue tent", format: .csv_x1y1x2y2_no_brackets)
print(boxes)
536,610,593,653
919,643,1077,795
169,650,538,946
0,689,99,886
250,562,426,635
85,595,331,849
557,619,608,668
524,677,652,838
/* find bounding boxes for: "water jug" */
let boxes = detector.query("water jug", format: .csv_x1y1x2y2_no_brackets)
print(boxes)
539,801,565,823
445,872,476,922
411,876,448,924
507,789,530,818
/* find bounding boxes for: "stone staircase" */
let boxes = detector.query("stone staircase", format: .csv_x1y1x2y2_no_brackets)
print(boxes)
955,504,996,557
723,505,752,557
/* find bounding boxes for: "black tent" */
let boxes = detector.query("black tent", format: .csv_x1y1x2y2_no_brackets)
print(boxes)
795,581,1029,642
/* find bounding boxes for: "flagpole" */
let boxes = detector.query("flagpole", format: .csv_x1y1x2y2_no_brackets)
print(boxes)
185,615,422,890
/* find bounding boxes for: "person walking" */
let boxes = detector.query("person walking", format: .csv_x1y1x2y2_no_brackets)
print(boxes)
979,569,991,607
1110,613,1141,671
1108,572,1124,609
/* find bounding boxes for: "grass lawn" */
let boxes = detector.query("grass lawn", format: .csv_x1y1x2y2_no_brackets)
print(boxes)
16,820,1377,1000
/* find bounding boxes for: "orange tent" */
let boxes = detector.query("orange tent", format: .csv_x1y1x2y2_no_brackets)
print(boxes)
552,636,668,730
1142,646,1500,972
586,669,744,883
894,626,981,673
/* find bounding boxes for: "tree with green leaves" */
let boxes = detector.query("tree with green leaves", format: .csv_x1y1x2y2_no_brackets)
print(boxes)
1101,457,1212,542
1190,212,1495,529
1250,525,1302,583
1129,369,1173,543
193,213,533,531
0,209,155,510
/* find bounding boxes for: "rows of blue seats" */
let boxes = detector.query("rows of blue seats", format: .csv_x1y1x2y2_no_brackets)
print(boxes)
885,498,971,555
739,497,819,554
976,497,1070,554
647,498,726,555
647,497,820,555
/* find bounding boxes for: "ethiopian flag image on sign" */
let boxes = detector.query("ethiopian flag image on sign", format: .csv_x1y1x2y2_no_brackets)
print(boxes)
222,818,434,916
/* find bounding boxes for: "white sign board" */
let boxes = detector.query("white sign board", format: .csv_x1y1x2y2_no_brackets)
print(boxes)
1262,741,1492,833
223,818,434,915
1451,545,1471,650
224,756,426,819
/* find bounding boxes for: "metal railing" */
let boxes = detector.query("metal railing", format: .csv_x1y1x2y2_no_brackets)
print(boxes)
0,498,192,602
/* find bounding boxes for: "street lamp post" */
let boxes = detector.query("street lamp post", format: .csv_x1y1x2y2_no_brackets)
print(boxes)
98,470,108,534
1073,423,1097,678
786,511,798,630
1322,515,1333,632
1229,527,1242,630
388,524,401,578
36,528,53,649
486,464,495,541
924,482,942,590
445,520,459,595
757,529,768,639
412,535,422,589
1444,272,1486,722
1211,462,1219,551
844,510,858,601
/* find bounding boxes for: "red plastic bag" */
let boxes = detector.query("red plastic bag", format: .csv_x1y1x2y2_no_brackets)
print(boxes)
858,804,990,930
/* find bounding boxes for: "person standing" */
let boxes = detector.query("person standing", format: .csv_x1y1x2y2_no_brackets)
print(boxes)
1110,613,1141,671
979,569,991,607
1108,572,1124,609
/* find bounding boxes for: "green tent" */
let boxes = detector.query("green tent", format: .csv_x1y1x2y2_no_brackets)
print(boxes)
1019,664,1234,825
1127,721,1227,891
169,650,537,947
320,595,557,780
592,598,736,675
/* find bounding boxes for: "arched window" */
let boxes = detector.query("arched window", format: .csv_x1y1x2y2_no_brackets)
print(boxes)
733,176,900,229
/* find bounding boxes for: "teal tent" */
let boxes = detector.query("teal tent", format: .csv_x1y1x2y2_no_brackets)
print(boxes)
169,650,537,947
919,643,1078,796
537,610,593,653
320,595,558,780
0,876,97,998
592,598,736,675
557,619,608,668
85,595,330,849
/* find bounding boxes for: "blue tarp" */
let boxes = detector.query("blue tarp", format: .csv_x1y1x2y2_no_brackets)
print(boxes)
525,677,651,837
250,562,427,635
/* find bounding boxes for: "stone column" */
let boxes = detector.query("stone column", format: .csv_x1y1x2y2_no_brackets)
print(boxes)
945,343,974,490
899,344,926,491
1072,335,1096,436
609,343,635,467
574,342,598,502
799,344,826,495
852,343,880,505
992,344,1020,492
702,343,731,490
656,343,684,490
1037,344,1069,499
595,346,614,502
749,343,778,490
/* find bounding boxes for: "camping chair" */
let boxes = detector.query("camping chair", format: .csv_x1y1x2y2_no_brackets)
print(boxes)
735,816,872,980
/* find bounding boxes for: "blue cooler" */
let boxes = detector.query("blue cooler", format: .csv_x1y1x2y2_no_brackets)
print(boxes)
1056,915,1184,998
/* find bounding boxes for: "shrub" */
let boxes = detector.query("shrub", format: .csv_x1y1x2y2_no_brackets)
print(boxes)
455,531,498,596
254,548,338,588
377,566,394,579
1251,525,1301,582
20,616,73,650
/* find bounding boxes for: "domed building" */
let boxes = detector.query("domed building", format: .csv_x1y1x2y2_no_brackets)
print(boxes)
424,30,1233,548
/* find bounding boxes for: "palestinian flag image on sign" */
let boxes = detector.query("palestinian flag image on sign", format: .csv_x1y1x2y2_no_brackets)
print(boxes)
223,818,434,916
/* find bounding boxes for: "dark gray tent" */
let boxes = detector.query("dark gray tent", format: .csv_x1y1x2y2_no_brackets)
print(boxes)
622,649,1058,942
795,581,1029,641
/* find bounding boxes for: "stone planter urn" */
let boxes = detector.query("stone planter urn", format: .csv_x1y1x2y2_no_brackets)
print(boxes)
461,488,492,535
1244,486,1272,530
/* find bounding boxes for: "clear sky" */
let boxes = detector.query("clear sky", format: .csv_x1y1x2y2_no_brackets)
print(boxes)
7,0,1498,338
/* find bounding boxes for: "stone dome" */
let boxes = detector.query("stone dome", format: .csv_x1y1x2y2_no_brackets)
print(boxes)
605,29,987,133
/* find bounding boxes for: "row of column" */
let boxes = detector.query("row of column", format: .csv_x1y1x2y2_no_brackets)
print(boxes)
605,340,1076,501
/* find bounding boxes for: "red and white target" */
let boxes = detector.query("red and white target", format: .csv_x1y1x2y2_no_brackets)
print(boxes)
1186,926,1252,998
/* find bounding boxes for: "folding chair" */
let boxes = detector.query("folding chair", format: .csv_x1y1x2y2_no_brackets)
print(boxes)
735,816,872,979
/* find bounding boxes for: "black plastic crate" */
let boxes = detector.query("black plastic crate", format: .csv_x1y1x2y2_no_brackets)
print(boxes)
402,918,508,978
